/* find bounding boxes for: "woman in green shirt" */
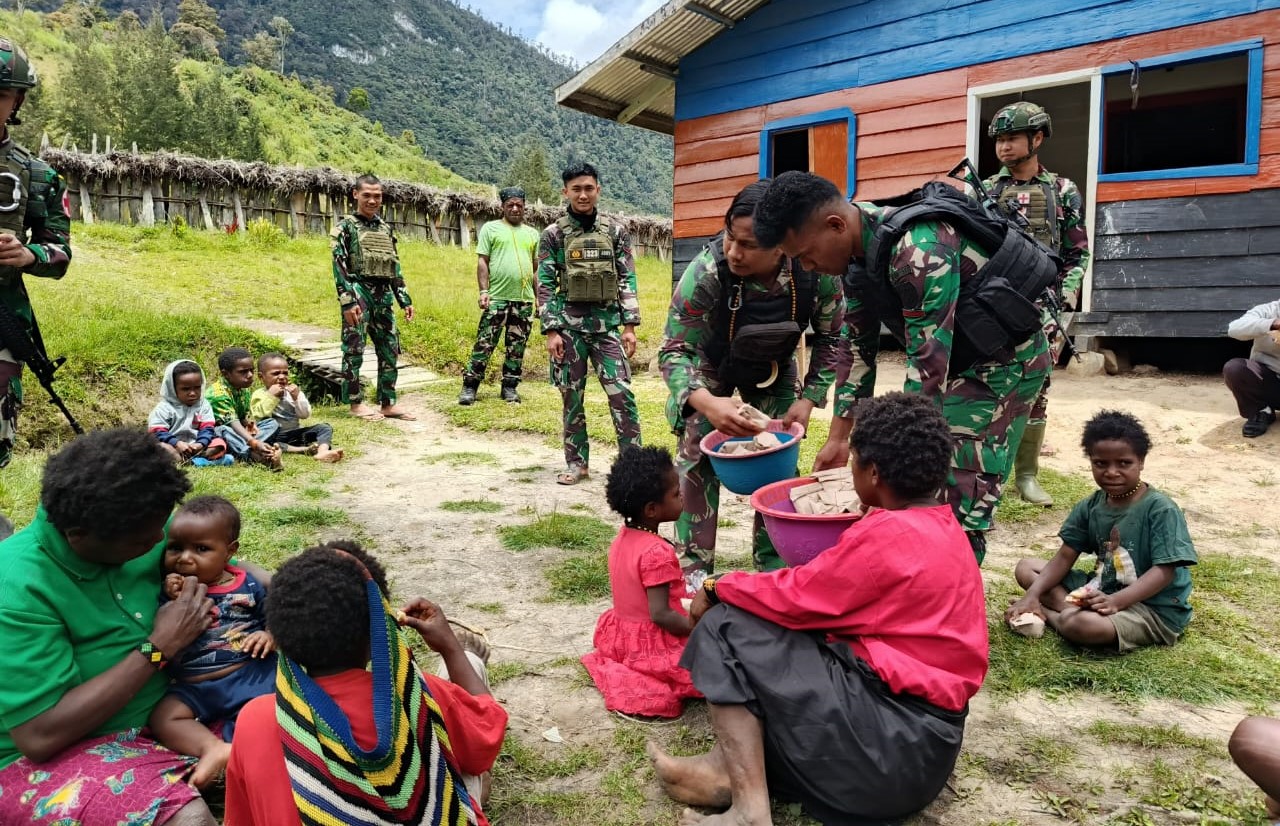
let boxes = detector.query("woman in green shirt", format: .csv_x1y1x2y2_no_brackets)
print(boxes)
0,428,221,825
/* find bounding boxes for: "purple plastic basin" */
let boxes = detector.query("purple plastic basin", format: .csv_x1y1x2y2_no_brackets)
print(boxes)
700,420,805,496
750,476,863,567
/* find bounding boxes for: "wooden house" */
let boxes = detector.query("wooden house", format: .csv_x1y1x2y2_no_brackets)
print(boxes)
557,0,1280,341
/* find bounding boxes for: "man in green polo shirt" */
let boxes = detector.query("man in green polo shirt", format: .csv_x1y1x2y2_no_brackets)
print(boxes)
459,186,541,405
0,427,219,824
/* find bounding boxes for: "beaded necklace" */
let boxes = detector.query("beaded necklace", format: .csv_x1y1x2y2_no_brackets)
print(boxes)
1107,482,1145,500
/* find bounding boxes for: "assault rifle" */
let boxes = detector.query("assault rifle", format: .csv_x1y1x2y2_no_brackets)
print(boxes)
947,158,1080,362
0,300,84,435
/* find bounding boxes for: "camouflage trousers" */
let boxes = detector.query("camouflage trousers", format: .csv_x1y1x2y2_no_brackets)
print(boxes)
0,360,21,469
1029,308,1068,424
340,281,400,406
674,376,796,585
944,330,1052,542
463,300,533,386
550,328,640,469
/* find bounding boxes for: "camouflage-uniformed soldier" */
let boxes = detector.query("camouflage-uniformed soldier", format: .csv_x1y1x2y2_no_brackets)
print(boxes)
985,101,1092,505
755,171,1051,564
331,173,416,421
661,180,846,581
0,37,72,468
459,186,539,405
537,161,640,484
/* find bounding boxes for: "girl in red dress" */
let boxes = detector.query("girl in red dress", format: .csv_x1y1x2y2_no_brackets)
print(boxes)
581,446,702,717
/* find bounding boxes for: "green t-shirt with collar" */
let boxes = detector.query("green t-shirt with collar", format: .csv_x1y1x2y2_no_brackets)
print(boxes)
0,508,169,769
476,218,539,303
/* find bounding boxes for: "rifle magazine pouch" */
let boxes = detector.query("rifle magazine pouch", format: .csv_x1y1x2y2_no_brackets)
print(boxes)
721,321,802,388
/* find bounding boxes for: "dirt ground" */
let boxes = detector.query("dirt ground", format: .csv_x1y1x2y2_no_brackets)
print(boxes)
331,361,1280,826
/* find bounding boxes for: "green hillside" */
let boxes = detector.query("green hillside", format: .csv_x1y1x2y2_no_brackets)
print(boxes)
1,8,485,192
101,0,675,216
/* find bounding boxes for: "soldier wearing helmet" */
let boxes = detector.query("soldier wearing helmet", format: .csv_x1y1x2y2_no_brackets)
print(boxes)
0,36,73,469
984,101,1091,507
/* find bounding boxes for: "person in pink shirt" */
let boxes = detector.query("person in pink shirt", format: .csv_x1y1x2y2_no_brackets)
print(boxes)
648,392,989,826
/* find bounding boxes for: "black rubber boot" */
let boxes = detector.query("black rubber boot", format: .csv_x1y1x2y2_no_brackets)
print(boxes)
501,381,521,403
458,382,479,406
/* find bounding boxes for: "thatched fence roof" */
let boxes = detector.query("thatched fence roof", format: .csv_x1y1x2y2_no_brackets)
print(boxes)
38,147,673,245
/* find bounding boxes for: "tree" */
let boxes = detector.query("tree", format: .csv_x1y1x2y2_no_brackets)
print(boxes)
269,16,293,74
345,87,369,112
170,0,224,58
241,31,279,71
505,139,557,204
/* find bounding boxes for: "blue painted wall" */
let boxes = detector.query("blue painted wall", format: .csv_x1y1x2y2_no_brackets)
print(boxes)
675,0,1280,121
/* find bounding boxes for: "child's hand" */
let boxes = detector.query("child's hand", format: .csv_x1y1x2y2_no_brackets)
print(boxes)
398,597,457,654
688,589,712,624
285,384,300,399
241,630,275,658
1079,590,1120,616
163,572,185,601
175,441,199,458
268,383,286,398
1004,596,1045,622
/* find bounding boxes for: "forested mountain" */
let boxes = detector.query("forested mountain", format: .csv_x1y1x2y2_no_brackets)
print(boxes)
102,0,676,216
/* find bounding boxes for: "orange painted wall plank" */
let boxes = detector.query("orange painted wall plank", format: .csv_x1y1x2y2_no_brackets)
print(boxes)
859,147,964,180
858,99,968,136
675,174,758,205
1264,98,1280,130
676,216,727,238
675,108,766,144
1266,68,1280,98
674,197,733,222
676,133,758,167
856,174,958,201
674,156,757,186
859,122,967,158
1260,127,1280,158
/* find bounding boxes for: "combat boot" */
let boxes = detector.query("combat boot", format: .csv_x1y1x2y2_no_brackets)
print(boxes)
458,380,479,406
501,380,521,404
1014,421,1053,506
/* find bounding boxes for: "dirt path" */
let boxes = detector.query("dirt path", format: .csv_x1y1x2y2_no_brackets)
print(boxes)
326,362,1280,825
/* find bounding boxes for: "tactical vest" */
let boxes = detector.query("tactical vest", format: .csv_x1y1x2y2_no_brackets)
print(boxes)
848,179,1060,371
0,143,52,283
558,215,618,303
704,234,817,391
992,178,1060,253
347,217,399,279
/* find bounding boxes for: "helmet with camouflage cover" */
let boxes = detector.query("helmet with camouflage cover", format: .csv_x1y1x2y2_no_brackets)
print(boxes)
988,101,1052,139
0,36,36,90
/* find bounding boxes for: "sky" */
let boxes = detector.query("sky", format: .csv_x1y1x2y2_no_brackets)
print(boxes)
462,0,666,66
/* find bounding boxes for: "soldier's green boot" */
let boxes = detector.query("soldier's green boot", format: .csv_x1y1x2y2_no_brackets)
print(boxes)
1014,422,1053,506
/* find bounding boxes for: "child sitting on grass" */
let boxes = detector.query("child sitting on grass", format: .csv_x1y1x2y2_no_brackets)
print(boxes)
206,346,282,471
148,495,276,788
581,446,701,718
250,352,343,463
1006,410,1197,651
147,360,229,465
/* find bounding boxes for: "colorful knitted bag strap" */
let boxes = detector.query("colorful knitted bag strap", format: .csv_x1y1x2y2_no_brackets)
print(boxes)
275,577,478,825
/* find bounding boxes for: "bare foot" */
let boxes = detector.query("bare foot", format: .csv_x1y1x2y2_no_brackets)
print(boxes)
380,406,417,421
678,806,772,826
647,741,732,808
350,403,384,421
315,448,344,463
190,740,231,789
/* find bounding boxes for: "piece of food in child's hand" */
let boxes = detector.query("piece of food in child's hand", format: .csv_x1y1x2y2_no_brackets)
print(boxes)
395,609,409,625
1008,612,1045,639
1065,586,1091,606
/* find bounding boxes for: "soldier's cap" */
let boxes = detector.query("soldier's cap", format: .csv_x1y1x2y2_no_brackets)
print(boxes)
499,186,526,203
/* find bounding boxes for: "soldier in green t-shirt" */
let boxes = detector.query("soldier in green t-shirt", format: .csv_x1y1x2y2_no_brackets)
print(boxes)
1006,411,1197,652
459,187,540,405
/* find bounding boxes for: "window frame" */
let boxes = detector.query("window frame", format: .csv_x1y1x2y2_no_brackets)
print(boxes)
758,107,857,196
1097,38,1263,182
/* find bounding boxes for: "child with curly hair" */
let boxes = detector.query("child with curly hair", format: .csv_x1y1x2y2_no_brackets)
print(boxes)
149,495,276,789
649,392,987,825
581,445,701,718
1006,410,1197,651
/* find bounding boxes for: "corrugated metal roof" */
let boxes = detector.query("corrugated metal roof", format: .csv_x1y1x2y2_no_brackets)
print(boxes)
556,0,771,134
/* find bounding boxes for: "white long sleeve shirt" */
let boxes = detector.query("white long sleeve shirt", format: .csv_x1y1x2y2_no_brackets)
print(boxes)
1227,298,1280,374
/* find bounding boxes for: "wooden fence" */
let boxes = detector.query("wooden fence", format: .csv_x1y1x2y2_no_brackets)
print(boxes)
38,143,674,260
